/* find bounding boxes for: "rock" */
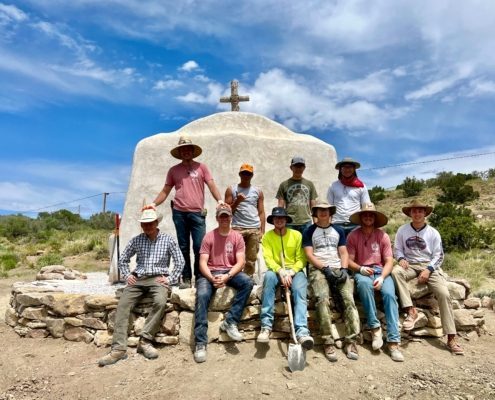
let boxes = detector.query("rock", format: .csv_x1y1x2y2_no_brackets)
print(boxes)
85,295,119,309
36,272,65,280
81,317,107,330
414,295,439,312
128,336,139,347
27,329,49,338
134,316,146,336
274,302,287,316
41,294,87,316
481,296,493,309
465,331,479,341
453,309,477,330
106,310,116,332
46,318,65,338
241,305,260,320
425,313,442,329
414,312,428,329
64,327,94,343
170,288,196,311
14,326,30,336
20,307,47,321
64,271,77,280
40,265,66,274
154,336,179,345
452,300,462,310
238,320,261,330
64,317,83,327
161,311,179,335
410,327,444,338
331,322,347,340
407,279,431,299
273,317,290,333
210,287,236,311
464,297,481,309
447,277,471,297
473,309,485,318
5,306,18,327
178,312,194,345
26,321,47,329
447,282,466,300
15,293,46,307
94,331,113,347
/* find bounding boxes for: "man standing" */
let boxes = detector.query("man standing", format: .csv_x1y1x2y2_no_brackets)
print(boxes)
391,199,463,355
302,201,360,361
147,136,224,289
347,204,404,362
276,156,318,234
225,163,265,277
327,157,370,237
257,207,314,349
193,205,254,363
98,209,185,366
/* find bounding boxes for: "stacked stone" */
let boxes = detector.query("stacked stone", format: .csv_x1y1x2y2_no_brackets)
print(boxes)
36,265,87,281
5,278,493,347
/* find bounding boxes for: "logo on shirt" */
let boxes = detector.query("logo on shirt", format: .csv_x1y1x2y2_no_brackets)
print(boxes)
188,169,199,180
225,241,234,255
371,242,380,253
287,184,310,206
406,236,427,251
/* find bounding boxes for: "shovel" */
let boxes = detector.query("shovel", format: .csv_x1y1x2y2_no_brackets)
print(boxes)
280,251,305,372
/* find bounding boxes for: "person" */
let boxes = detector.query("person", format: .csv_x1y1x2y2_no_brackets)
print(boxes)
146,136,225,289
98,209,185,366
327,157,370,237
225,163,265,277
302,201,360,361
193,205,254,363
276,156,317,234
257,207,314,349
347,203,404,362
391,199,464,355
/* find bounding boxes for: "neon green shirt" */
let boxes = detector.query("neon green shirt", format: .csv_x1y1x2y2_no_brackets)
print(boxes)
262,229,306,273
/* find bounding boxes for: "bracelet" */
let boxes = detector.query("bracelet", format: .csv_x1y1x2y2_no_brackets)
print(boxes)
427,266,435,273
227,272,233,280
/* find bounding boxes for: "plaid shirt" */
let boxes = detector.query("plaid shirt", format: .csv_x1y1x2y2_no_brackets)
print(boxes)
119,232,185,284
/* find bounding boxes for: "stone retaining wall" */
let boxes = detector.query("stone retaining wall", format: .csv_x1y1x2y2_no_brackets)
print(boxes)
5,277,494,348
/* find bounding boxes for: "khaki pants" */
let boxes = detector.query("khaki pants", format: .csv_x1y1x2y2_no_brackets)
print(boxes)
391,263,456,335
233,227,260,276
112,276,169,350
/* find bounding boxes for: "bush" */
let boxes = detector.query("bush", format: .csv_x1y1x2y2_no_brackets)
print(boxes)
369,186,386,203
0,253,19,271
397,176,425,197
88,212,116,230
0,215,33,239
437,179,480,204
36,252,64,268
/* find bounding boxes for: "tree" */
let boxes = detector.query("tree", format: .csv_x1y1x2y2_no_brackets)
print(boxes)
397,176,425,197
88,212,116,230
369,186,386,203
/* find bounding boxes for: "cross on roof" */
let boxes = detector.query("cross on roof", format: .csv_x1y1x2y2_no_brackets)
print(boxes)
219,80,250,111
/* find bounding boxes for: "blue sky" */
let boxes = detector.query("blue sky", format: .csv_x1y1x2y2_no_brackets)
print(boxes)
1,1,494,217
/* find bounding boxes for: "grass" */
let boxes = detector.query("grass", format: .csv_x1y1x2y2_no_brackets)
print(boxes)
442,249,495,290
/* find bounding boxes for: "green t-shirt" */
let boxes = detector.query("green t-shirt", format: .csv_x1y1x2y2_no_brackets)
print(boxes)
276,177,317,224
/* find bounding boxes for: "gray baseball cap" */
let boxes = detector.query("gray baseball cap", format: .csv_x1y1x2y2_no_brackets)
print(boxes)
291,156,305,166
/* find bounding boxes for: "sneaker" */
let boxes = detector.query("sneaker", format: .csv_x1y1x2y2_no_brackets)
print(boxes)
371,327,384,351
257,328,271,343
324,344,338,362
297,335,314,350
98,350,127,367
220,320,244,341
345,342,359,360
402,312,420,331
194,344,207,363
447,337,464,355
179,279,192,289
388,343,404,362
137,338,159,359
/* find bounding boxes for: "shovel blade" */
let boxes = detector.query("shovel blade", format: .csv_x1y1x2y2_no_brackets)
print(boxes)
288,343,305,372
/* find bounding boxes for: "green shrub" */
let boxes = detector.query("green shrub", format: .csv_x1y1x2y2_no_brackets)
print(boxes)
88,212,116,230
0,214,33,239
369,186,386,203
36,253,64,268
437,182,479,204
0,253,19,271
397,176,425,197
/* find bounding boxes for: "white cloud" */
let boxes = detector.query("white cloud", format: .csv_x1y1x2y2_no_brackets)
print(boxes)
466,79,495,98
0,3,28,23
179,60,199,72
153,79,183,90
325,70,391,102
177,82,223,105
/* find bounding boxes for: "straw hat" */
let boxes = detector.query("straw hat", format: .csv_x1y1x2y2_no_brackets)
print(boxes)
170,136,203,159
138,209,163,223
335,157,361,170
311,201,336,217
349,203,388,228
402,199,433,217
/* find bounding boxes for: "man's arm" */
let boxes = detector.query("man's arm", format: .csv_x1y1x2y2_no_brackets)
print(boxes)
152,184,173,207
118,239,137,284
199,253,214,282
292,235,306,273
277,198,286,207
258,190,266,235
394,227,409,269
206,179,224,204
361,185,371,205
261,234,281,272
303,246,325,269
337,245,349,269
168,239,186,285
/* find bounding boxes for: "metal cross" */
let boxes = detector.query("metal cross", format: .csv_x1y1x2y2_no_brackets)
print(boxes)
219,80,250,111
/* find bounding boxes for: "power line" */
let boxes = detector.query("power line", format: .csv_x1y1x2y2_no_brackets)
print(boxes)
360,151,495,171
19,192,126,213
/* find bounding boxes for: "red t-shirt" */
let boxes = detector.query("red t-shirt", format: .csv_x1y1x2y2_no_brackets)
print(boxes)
200,229,245,271
347,228,392,267
165,161,213,212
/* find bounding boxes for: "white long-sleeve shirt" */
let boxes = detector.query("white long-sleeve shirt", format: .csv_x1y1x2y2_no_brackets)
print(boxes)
393,223,444,270
327,180,370,224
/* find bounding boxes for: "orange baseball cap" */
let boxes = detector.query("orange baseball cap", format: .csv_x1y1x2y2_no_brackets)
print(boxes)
239,163,254,173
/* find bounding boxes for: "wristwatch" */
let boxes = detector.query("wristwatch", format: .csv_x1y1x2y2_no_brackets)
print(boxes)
227,272,233,280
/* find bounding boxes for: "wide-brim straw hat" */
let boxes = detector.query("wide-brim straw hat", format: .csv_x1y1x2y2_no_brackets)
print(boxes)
335,157,361,170
170,136,203,159
349,203,388,228
138,209,163,223
402,199,433,217
267,207,293,225
311,201,336,217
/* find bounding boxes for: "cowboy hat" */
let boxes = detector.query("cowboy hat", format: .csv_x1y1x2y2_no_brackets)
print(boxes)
138,209,163,223
349,203,388,228
311,201,336,217
335,157,361,170
402,199,433,217
267,207,293,225
170,136,203,159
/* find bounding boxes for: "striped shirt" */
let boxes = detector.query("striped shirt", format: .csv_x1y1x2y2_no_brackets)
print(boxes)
118,232,185,284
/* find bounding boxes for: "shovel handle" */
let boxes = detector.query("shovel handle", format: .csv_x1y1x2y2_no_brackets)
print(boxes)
280,251,298,344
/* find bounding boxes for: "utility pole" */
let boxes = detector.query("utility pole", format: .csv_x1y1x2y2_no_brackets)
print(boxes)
102,192,109,213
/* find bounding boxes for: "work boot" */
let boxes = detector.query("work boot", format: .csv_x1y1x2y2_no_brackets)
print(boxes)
402,310,419,331
220,320,244,341
179,279,192,289
371,327,384,351
324,344,338,362
297,335,314,350
345,342,359,360
388,343,404,362
98,350,127,367
257,328,271,343
137,338,159,359
447,336,464,355
194,344,207,363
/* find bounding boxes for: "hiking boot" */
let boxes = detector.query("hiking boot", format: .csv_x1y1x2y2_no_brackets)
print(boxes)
98,350,127,367
345,342,359,360
179,279,192,289
447,337,464,355
220,320,244,341
257,328,271,343
388,343,404,362
371,327,384,351
324,344,338,362
402,312,419,331
297,335,314,350
137,338,159,359
194,344,207,363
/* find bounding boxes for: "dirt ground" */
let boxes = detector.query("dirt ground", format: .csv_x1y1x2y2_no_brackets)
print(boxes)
1,277,494,400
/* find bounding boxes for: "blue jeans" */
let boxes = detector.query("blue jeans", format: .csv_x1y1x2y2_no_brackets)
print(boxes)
287,222,312,236
172,209,206,280
194,271,253,345
354,267,400,343
260,270,310,338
